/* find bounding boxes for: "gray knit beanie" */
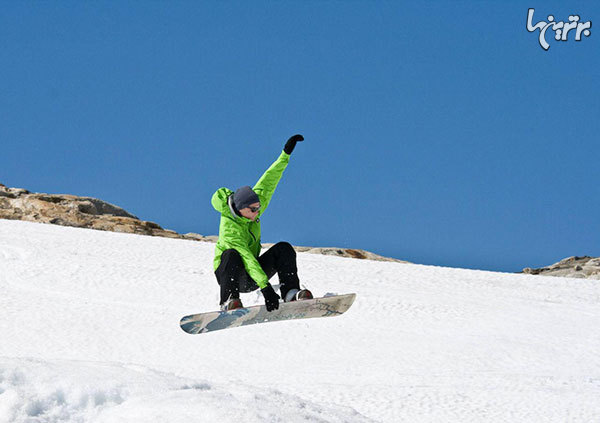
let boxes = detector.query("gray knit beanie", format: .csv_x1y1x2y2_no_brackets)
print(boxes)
232,186,260,210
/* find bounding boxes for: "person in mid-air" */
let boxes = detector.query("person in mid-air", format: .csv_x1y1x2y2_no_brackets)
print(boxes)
211,134,312,312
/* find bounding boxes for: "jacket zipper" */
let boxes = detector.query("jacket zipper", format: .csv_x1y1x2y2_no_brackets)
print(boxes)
248,226,257,243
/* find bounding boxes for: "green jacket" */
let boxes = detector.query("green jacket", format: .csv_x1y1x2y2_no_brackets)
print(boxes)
212,150,291,289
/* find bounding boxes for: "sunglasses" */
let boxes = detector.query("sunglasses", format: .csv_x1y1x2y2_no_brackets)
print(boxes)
248,205,261,213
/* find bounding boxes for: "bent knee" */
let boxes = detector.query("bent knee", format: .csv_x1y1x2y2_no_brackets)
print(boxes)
274,242,295,256
221,249,242,260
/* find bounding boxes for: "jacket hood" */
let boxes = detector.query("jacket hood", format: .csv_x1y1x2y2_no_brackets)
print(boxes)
211,187,233,215
211,187,256,223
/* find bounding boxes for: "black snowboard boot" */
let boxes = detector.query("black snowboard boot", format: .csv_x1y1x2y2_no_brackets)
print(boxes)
221,297,244,311
284,289,313,302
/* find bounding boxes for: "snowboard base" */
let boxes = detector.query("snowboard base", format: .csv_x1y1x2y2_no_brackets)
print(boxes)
180,293,356,334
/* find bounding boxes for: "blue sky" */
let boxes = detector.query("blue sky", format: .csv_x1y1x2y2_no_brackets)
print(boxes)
1,2,598,272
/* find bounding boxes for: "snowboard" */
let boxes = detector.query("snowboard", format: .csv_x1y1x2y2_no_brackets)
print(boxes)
180,293,356,334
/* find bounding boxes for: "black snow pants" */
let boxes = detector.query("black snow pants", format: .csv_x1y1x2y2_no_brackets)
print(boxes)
215,242,300,305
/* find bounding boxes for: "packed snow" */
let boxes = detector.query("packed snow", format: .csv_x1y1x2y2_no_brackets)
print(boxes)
1,219,599,422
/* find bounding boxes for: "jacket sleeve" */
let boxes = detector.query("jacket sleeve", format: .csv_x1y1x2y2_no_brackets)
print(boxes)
218,219,269,288
253,150,290,215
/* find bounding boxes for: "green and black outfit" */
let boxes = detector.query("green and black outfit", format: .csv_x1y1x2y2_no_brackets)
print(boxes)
212,150,300,305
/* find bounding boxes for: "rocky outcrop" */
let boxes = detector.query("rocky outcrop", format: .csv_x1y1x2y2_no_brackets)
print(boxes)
0,183,403,263
0,183,190,240
522,256,600,279
263,244,407,263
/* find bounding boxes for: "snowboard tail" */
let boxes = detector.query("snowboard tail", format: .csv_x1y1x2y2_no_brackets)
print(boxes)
180,293,356,334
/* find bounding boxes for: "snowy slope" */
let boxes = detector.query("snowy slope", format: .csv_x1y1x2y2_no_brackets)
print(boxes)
1,219,599,422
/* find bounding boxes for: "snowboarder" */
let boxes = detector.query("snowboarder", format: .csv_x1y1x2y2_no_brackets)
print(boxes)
211,134,312,312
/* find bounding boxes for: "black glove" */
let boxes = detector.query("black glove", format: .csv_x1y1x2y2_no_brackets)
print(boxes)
284,134,304,155
261,284,280,312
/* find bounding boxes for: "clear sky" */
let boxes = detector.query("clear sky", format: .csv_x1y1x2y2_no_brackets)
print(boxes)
1,2,598,272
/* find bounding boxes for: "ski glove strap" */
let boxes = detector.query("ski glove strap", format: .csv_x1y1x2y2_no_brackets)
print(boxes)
261,284,280,312
283,134,304,155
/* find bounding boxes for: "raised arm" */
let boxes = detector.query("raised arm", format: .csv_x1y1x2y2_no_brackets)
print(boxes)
253,134,303,215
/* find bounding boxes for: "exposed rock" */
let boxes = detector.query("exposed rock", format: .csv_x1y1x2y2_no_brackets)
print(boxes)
0,182,405,263
199,235,219,243
0,182,177,239
182,232,217,242
522,256,600,280
263,244,407,263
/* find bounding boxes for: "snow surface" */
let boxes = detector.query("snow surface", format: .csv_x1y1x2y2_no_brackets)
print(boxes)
1,219,600,422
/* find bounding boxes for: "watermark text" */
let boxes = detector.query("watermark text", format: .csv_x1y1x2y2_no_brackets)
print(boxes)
526,8,591,50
